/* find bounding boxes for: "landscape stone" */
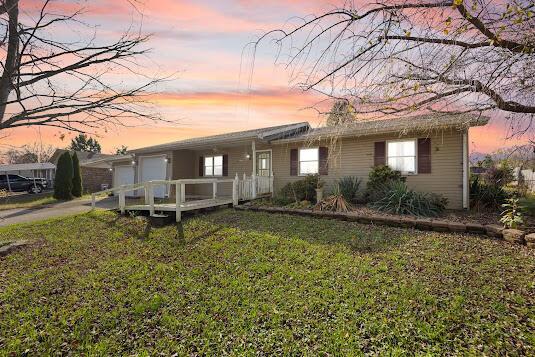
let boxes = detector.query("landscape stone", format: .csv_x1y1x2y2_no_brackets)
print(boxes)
448,222,466,233
502,229,526,244
524,233,535,243
431,220,450,232
465,223,486,234
485,224,504,239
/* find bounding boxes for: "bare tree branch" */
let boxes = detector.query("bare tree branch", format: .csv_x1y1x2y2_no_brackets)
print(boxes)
0,0,170,133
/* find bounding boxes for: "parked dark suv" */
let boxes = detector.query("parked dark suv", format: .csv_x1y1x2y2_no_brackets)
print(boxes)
0,174,48,193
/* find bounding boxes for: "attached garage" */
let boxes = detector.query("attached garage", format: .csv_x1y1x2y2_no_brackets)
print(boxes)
138,155,168,198
113,165,135,188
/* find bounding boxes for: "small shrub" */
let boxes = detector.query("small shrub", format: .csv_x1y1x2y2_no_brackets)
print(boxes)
470,176,509,211
370,181,447,217
272,195,293,206
71,152,83,197
279,174,320,202
53,152,74,200
500,197,524,229
367,165,403,201
337,176,361,203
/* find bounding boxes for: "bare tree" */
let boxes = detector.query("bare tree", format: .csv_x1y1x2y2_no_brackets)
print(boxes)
2,142,55,163
255,0,535,133
0,0,166,133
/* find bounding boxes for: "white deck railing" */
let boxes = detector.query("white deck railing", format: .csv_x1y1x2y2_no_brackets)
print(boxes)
236,174,273,200
91,175,274,222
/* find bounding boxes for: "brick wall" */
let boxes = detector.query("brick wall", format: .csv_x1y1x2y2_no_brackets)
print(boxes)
82,167,112,193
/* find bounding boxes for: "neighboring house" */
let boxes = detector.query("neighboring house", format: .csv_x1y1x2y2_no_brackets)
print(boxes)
513,167,535,192
107,114,488,209
50,150,124,193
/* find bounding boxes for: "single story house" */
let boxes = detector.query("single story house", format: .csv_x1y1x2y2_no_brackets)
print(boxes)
107,114,489,209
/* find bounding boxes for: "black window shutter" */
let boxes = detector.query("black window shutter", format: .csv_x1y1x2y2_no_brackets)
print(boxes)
374,142,386,166
198,156,204,177
222,154,228,176
417,138,431,174
290,149,298,176
319,147,328,175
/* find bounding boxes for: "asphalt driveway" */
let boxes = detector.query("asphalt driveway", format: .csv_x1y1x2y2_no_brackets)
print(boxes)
0,197,119,227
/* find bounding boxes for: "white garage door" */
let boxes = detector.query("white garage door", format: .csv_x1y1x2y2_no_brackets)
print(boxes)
140,156,167,198
114,166,135,187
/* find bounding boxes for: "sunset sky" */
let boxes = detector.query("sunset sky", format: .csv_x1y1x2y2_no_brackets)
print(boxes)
1,0,530,155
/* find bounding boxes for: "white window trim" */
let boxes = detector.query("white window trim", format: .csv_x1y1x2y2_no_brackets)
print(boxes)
298,147,319,176
204,155,224,177
386,139,418,175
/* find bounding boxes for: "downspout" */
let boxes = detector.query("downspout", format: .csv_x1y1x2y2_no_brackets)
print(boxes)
462,129,469,209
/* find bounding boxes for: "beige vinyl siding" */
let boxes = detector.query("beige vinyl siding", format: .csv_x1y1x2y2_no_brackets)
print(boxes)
272,128,464,209
189,143,259,197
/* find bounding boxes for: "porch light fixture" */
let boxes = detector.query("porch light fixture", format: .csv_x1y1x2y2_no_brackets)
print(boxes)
164,157,169,163
245,154,251,159
131,160,136,165
109,168,113,172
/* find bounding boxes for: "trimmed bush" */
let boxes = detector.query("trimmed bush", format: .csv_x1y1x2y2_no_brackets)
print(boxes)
367,165,403,201
71,152,83,197
54,152,74,200
279,174,320,202
337,176,361,203
370,181,447,217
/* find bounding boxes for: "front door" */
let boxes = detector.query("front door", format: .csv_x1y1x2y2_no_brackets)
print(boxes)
256,151,271,177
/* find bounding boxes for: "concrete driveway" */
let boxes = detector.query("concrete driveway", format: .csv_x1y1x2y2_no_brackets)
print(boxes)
0,196,119,227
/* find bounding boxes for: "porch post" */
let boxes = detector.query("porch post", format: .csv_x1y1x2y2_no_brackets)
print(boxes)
251,140,257,198
175,182,181,222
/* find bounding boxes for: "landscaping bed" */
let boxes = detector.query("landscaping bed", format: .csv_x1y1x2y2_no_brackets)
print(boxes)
1,209,534,355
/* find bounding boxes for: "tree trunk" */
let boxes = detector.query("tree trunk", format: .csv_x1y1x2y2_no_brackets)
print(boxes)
0,0,19,122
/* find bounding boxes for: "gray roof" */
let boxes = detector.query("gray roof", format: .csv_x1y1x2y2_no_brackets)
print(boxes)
273,113,489,143
131,122,310,154
50,149,115,164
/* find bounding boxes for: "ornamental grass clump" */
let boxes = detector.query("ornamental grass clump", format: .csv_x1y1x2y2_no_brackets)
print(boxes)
337,176,361,203
370,181,447,217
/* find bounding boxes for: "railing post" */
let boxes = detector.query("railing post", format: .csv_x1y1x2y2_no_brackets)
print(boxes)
180,183,185,203
119,187,125,215
270,175,274,197
212,180,217,199
233,175,239,206
148,182,155,216
91,193,96,209
144,182,150,204
252,174,257,199
175,183,181,222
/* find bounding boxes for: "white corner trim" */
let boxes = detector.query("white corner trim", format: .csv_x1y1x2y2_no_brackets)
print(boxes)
462,130,469,209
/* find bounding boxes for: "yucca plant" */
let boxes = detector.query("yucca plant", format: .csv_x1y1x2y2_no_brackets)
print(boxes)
314,184,353,212
370,181,447,217
500,197,524,229
337,176,361,203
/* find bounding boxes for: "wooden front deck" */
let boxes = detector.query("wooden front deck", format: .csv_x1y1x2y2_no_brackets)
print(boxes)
91,176,273,222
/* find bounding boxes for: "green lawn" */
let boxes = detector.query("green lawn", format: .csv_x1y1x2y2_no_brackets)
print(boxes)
0,210,533,355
